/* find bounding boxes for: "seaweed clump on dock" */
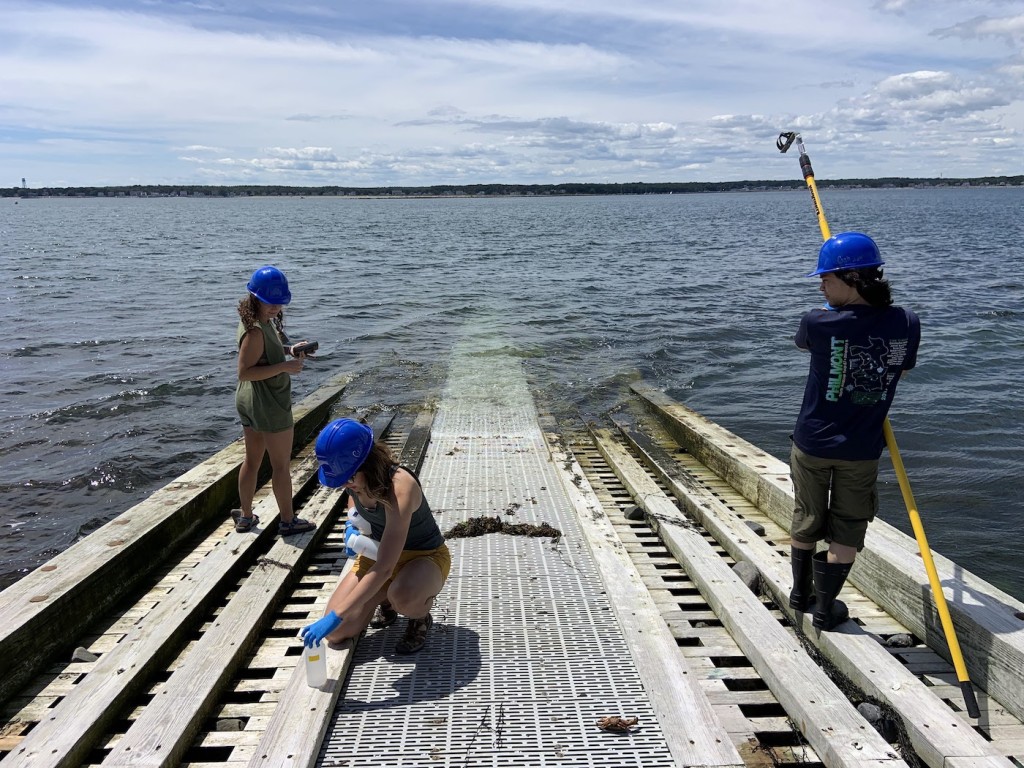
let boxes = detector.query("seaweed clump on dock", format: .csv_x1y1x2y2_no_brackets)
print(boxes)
443,515,561,541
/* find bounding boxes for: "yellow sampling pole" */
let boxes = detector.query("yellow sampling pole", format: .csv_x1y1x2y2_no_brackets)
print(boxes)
882,421,979,717
776,132,832,240
777,132,980,719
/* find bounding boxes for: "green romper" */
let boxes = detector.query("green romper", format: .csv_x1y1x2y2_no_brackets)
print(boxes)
234,320,293,433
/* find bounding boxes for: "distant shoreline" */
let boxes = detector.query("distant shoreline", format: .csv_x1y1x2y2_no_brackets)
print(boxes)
6,176,1023,199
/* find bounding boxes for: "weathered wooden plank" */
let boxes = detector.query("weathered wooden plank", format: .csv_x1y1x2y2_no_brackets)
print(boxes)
98,488,348,768
594,429,908,768
545,433,744,768
631,382,1024,727
682,646,747,658
613,416,1016,768
977,732,1024,752
0,374,351,707
400,408,436,473
1,444,334,768
244,575,356,768
704,690,780,707
630,383,794,514
232,679,289,696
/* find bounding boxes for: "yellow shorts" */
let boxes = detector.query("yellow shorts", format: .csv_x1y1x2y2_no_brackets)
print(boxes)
352,543,452,588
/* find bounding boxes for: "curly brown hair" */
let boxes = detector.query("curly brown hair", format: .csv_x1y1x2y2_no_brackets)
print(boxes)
237,295,286,337
359,441,399,501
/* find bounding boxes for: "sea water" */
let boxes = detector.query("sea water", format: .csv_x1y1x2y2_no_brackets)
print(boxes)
2,188,1022,597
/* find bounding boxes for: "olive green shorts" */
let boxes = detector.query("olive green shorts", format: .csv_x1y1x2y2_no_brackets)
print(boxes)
353,543,452,588
790,444,879,549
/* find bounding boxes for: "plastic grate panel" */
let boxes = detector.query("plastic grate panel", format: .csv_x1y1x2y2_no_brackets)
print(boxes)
319,344,677,767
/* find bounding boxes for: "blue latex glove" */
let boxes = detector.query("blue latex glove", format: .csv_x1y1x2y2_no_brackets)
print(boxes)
300,611,342,647
343,520,358,546
343,520,361,557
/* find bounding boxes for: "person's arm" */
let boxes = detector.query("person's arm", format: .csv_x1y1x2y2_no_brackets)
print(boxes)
903,309,921,371
237,327,303,381
794,312,813,351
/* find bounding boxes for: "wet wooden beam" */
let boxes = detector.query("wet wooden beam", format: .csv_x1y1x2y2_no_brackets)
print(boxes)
400,407,436,474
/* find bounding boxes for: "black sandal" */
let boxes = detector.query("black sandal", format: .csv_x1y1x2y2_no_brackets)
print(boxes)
395,613,433,654
279,516,315,536
370,601,398,629
234,513,259,533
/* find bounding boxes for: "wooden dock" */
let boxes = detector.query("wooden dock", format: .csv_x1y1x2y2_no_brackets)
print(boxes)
1,351,1023,768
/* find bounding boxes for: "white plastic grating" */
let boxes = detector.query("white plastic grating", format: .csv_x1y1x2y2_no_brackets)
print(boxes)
319,342,677,767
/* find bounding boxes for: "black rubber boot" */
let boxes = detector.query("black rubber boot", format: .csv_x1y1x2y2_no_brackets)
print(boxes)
812,551,852,630
788,547,816,611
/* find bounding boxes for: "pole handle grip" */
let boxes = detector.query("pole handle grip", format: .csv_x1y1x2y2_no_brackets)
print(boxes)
961,681,981,719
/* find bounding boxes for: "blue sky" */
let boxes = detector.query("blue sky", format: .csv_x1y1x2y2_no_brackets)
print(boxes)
2,0,1023,187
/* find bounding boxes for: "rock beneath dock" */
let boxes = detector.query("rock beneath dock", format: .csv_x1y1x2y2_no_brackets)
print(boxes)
71,647,98,662
732,560,760,592
857,703,899,743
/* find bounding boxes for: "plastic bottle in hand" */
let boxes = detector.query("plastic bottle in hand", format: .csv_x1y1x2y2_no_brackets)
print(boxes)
303,642,327,688
346,509,379,560
348,534,379,559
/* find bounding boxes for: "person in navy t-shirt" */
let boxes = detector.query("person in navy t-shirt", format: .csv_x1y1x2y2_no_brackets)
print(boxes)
787,232,921,631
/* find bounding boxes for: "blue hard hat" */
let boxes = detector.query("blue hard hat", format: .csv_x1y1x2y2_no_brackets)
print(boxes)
246,265,292,305
807,232,885,277
315,419,374,487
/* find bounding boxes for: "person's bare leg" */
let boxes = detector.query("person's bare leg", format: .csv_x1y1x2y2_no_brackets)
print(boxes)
263,428,295,522
390,559,443,653
388,559,443,619
828,542,857,564
238,427,266,517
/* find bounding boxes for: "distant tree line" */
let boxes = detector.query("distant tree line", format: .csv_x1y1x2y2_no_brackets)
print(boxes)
6,176,1023,198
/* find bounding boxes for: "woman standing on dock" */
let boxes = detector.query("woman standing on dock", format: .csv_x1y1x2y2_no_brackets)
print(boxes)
787,232,920,630
234,266,316,537
300,418,451,654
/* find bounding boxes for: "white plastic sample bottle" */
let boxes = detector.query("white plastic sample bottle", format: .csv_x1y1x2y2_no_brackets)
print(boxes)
303,642,327,688
347,509,379,560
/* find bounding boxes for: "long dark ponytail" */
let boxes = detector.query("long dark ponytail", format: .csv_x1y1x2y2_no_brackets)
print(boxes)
837,266,893,307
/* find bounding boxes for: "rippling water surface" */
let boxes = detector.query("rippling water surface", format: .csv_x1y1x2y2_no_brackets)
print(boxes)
2,189,1022,597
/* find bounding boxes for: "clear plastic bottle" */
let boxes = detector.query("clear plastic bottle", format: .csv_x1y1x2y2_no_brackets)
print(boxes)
303,642,327,688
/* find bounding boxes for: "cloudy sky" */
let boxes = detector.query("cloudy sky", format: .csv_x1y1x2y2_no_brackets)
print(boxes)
2,0,1023,188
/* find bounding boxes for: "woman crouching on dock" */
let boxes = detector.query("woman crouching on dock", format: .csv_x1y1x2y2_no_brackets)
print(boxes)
300,419,451,654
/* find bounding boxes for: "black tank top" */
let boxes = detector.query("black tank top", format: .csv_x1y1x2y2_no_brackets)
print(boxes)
352,465,444,550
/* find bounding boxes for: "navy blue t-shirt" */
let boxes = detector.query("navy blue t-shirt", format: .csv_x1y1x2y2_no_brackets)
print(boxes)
793,304,920,460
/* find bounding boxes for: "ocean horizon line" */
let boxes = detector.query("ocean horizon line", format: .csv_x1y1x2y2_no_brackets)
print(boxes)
7,175,1024,198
